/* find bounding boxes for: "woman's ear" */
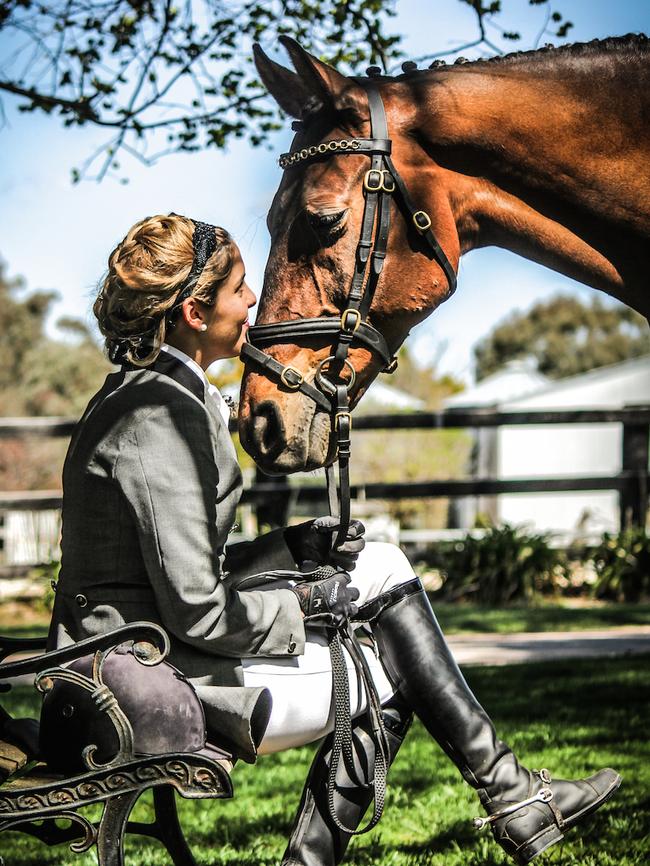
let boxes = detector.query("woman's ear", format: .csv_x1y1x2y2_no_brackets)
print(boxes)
181,297,206,331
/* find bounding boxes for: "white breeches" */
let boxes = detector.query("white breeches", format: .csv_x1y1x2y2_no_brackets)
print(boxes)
242,542,417,755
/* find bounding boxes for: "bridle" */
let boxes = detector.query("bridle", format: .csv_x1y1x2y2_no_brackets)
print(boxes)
241,79,457,545
240,77,457,834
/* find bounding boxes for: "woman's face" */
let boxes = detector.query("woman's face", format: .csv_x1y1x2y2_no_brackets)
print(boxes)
203,245,256,361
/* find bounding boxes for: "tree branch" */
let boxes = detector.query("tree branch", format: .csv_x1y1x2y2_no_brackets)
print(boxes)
0,0,575,180
0,79,100,121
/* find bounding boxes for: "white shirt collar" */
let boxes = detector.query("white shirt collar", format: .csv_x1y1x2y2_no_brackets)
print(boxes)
160,344,231,425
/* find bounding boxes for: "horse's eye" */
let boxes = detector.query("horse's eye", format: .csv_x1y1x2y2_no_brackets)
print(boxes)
307,209,347,243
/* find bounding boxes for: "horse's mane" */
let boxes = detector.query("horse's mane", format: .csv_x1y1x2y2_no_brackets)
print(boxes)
420,33,649,73
483,33,648,66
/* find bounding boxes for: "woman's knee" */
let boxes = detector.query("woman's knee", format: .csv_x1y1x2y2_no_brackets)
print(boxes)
352,542,417,598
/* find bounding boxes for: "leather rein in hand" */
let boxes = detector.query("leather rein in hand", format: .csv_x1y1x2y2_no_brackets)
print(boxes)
241,79,456,835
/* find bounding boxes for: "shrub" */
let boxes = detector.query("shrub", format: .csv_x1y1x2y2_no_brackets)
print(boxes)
592,527,650,602
29,559,59,614
421,525,566,605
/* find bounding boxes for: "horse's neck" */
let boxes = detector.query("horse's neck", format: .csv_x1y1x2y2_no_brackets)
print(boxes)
412,55,650,314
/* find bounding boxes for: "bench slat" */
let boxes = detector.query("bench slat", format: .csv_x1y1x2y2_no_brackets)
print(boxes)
0,739,31,783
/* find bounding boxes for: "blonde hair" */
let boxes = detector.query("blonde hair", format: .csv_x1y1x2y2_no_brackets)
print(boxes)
94,213,234,365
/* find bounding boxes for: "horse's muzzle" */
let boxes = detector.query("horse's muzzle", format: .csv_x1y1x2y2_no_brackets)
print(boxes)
239,394,331,474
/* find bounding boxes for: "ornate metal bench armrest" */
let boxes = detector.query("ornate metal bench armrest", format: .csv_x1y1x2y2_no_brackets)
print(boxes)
0,622,170,681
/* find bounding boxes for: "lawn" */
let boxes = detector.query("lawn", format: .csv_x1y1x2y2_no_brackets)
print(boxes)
433,601,650,634
1,654,648,865
2,600,650,640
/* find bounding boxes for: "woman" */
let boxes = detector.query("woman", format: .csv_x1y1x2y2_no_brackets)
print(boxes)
49,213,619,866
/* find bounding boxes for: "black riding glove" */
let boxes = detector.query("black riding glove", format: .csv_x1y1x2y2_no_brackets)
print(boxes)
291,570,360,628
285,516,366,571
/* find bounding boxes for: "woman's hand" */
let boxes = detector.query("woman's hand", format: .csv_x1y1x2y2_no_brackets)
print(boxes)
291,570,360,627
285,517,366,571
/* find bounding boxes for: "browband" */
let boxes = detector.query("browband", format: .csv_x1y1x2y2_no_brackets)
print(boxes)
279,137,392,169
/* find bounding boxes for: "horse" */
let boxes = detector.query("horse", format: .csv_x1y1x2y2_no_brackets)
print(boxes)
239,34,650,475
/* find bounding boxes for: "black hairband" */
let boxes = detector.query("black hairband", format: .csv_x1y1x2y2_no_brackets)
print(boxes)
174,218,219,307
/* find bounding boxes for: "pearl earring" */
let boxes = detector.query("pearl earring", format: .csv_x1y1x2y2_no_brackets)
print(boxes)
200,324,207,332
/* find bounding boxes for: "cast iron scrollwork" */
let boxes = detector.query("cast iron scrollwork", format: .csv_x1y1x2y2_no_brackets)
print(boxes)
35,647,135,771
0,810,97,852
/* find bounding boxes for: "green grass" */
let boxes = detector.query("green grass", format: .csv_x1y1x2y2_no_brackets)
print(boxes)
0,624,49,639
431,601,650,634
1,654,648,865
2,602,650,644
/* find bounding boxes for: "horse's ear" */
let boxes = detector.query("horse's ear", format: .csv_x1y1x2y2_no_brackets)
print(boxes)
279,36,351,110
253,43,312,118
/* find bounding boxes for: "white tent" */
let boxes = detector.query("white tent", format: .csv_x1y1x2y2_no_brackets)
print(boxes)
444,356,650,537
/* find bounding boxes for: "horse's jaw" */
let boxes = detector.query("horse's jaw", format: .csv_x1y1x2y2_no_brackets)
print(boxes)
239,383,333,474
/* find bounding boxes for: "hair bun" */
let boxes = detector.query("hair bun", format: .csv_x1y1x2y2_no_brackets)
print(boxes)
94,214,234,366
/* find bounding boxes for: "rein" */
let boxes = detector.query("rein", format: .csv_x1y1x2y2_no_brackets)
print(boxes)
241,80,457,547
241,80,457,834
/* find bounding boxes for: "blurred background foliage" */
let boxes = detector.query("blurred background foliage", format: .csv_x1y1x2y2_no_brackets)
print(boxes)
591,527,650,603
0,260,110,491
417,525,650,606
474,294,650,381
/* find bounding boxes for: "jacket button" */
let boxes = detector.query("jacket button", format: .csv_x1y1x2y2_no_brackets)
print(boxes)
75,594,88,608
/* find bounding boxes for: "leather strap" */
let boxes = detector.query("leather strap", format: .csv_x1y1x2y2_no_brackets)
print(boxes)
279,137,392,168
241,80,459,846
353,577,423,622
246,318,393,369
240,342,332,412
384,153,457,295
326,623,389,835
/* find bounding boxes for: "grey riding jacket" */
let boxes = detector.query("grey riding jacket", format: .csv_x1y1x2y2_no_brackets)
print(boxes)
48,355,306,761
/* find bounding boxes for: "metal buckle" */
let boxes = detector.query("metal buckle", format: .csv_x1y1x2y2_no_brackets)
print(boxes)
413,210,432,233
280,366,304,390
340,308,362,334
335,411,352,431
364,169,383,192
364,169,394,193
381,170,395,193
384,357,398,374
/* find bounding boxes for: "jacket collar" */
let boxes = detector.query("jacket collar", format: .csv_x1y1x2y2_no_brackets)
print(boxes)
123,352,205,404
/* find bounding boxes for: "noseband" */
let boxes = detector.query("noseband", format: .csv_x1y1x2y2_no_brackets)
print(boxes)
241,79,457,542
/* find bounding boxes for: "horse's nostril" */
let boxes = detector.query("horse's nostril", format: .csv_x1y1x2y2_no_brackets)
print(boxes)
253,401,286,460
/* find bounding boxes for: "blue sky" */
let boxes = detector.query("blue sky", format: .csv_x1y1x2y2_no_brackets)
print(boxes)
0,0,648,383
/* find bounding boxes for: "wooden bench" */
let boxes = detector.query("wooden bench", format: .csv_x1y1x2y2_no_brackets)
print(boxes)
0,623,234,866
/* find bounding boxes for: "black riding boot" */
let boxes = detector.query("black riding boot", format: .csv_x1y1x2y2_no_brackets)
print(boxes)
366,579,620,866
282,694,412,866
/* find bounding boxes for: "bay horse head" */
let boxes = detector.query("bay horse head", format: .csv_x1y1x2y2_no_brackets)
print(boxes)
240,35,650,474
239,37,460,473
